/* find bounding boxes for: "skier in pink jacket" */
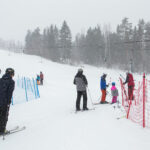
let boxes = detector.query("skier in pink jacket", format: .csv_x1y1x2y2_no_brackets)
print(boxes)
111,82,118,104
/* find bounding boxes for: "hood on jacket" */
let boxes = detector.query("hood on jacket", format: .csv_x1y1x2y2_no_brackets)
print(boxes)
2,73,12,80
111,85,116,90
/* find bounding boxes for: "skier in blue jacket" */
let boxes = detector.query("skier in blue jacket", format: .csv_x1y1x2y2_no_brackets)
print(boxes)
100,73,109,104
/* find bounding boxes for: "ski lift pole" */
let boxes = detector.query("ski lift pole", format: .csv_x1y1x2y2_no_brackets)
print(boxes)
111,70,125,81
87,87,94,108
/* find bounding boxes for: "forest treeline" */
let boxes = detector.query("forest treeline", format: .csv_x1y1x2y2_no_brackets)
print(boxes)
24,18,150,73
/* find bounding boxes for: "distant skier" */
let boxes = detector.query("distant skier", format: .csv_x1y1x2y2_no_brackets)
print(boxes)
111,82,118,104
40,71,44,85
100,73,109,104
0,68,15,135
73,68,88,111
123,72,135,100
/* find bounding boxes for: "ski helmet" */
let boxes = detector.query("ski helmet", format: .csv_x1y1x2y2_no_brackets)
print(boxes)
103,73,107,78
78,68,83,73
112,82,115,86
5,68,15,76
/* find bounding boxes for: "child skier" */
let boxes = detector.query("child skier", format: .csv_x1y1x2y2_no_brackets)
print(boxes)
111,82,118,104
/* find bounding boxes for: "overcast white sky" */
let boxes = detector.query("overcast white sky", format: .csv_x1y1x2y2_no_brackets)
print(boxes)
0,0,150,43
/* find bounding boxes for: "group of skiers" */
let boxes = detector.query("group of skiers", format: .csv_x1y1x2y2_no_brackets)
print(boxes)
0,67,134,135
74,68,134,111
36,72,44,85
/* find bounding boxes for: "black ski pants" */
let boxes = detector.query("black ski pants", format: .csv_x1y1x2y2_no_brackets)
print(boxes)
0,105,9,133
40,79,43,85
76,91,87,110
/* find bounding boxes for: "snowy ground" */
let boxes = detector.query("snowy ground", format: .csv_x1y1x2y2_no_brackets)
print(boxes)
0,49,150,150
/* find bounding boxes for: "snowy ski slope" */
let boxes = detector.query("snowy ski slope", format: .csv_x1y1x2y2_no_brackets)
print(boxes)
0,49,150,150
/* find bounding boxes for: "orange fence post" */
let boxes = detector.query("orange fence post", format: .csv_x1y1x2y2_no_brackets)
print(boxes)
143,73,145,128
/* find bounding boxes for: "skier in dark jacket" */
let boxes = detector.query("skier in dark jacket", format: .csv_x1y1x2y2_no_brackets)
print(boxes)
123,72,135,100
0,68,15,135
74,68,88,111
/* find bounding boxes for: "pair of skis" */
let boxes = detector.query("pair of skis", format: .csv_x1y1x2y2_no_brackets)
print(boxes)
93,101,123,109
73,102,111,113
116,115,126,120
0,126,26,140
93,102,110,105
93,101,126,120
74,108,95,113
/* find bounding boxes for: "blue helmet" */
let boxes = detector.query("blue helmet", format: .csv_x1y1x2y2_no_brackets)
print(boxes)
112,82,115,86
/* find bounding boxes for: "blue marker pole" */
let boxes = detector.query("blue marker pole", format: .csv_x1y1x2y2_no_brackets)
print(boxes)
32,78,37,99
17,76,19,87
36,80,40,98
29,79,33,93
24,77,28,102
22,77,24,89
26,79,29,90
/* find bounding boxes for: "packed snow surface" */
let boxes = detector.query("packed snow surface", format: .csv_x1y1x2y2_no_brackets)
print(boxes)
0,50,150,150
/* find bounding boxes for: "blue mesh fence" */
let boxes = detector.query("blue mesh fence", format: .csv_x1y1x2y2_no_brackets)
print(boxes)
12,76,40,105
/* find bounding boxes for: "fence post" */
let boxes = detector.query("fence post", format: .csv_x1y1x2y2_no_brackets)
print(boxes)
120,78,128,106
29,79,33,93
137,81,140,105
17,76,20,87
120,78,124,106
22,77,24,89
36,80,40,98
143,73,145,128
32,78,37,99
26,79,29,90
24,77,28,102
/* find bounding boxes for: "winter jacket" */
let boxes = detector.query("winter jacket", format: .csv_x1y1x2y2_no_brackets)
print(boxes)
36,75,40,81
0,74,15,106
111,86,118,97
74,72,88,91
100,76,107,90
40,73,43,80
124,73,135,87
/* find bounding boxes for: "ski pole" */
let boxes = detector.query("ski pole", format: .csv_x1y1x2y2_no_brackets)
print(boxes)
119,74,125,80
114,71,126,81
106,91,111,96
96,96,101,102
87,87,94,108
106,91,112,99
